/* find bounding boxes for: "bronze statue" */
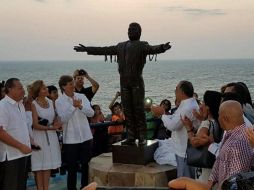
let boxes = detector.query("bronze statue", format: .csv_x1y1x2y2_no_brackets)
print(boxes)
74,22,171,145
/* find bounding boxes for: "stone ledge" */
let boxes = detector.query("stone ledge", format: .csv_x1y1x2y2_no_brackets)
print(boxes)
89,153,177,187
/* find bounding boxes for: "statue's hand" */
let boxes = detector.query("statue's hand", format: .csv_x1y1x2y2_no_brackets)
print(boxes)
74,44,87,52
163,42,171,51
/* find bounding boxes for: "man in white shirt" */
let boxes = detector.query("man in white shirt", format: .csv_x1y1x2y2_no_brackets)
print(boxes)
0,78,32,190
161,81,200,178
56,75,94,190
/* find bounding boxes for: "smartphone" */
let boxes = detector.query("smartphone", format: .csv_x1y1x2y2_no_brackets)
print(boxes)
31,144,41,150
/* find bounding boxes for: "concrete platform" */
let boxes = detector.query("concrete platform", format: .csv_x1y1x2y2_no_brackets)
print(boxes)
89,153,177,187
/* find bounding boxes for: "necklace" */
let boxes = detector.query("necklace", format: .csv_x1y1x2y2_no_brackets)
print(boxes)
36,98,49,109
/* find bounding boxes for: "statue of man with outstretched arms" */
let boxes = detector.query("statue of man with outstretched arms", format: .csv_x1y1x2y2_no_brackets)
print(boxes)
74,22,171,145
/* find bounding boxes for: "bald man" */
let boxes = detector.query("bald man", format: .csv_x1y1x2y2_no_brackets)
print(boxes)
207,100,253,189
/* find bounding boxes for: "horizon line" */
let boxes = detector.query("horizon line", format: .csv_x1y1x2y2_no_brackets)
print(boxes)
1,58,254,62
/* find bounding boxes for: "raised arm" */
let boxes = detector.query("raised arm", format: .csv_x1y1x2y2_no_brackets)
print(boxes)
109,91,120,110
74,44,117,55
84,71,99,94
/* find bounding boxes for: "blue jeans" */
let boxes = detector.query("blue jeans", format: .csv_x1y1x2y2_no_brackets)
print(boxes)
175,154,195,179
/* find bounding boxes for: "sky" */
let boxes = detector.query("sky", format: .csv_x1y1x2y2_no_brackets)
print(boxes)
0,0,254,61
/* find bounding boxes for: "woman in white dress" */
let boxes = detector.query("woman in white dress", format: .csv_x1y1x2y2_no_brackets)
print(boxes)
30,80,61,190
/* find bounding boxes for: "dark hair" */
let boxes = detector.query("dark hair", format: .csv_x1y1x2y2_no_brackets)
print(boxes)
92,104,100,110
0,81,5,100
225,82,252,106
179,80,194,98
203,90,222,121
47,85,58,94
222,92,244,106
5,78,19,94
221,82,237,94
204,90,223,143
0,81,5,88
110,102,122,113
160,99,171,112
237,82,253,107
220,84,227,94
58,75,73,93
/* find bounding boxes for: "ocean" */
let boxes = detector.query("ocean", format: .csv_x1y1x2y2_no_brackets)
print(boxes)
0,59,254,114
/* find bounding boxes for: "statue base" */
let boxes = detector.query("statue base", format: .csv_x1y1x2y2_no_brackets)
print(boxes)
89,152,177,187
112,140,158,165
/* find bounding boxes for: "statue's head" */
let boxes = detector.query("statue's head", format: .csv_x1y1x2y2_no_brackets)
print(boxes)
128,22,142,41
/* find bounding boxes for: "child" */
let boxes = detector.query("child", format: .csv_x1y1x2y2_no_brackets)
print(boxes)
90,105,107,156
108,102,125,144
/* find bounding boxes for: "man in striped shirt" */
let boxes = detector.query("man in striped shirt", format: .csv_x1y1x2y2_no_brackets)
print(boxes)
208,100,253,189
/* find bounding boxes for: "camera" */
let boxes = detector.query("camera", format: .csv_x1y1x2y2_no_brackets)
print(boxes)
78,69,87,76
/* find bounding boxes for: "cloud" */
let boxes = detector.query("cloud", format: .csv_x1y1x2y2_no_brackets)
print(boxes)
34,0,46,2
184,8,226,16
163,6,226,16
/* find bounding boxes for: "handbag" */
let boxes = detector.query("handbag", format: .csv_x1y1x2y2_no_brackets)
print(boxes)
186,120,216,168
221,171,254,190
38,117,50,145
38,117,49,126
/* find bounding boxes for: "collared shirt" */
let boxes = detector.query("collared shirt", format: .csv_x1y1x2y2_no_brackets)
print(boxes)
55,92,94,144
0,95,31,162
161,98,200,157
209,124,253,188
208,115,252,157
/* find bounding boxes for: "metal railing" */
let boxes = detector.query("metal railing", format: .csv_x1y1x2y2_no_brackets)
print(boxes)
90,118,161,130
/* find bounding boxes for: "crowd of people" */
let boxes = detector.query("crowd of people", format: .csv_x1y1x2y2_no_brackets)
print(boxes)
1,69,254,190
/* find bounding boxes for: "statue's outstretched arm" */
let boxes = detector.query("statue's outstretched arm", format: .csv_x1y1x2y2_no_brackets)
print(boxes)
74,44,117,56
163,42,171,51
74,44,87,52
144,42,172,55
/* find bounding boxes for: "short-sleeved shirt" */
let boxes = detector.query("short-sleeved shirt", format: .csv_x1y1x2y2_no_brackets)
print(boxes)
0,95,31,162
108,114,124,134
75,86,95,102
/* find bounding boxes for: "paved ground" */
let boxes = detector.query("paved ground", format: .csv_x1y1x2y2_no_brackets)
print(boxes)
27,173,81,190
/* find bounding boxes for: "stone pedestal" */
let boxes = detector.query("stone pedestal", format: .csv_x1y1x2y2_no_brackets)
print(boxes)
89,153,177,187
112,140,158,165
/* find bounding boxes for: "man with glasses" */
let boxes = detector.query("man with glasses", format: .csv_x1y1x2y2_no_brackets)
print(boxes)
0,78,32,190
